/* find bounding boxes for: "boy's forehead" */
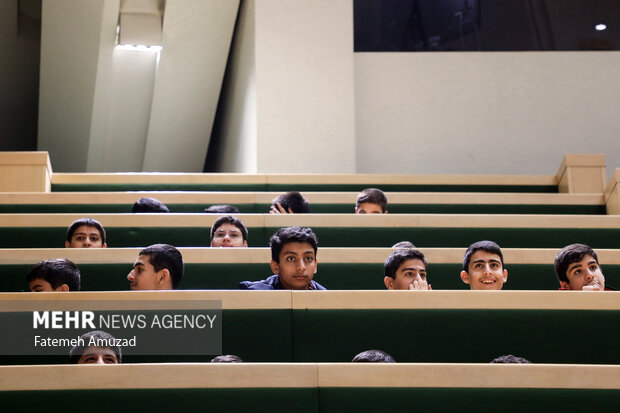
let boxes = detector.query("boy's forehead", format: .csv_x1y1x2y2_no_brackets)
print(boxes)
73,225,101,235
216,223,241,232
470,250,501,261
568,254,597,268
134,254,151,266
280,242,316,256
398,258,425,270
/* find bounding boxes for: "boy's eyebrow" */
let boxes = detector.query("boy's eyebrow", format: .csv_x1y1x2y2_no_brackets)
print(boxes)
472,258,501,264
401,266,426,271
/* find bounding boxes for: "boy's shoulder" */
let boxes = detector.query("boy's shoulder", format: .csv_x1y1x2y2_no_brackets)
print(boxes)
238,275,326,290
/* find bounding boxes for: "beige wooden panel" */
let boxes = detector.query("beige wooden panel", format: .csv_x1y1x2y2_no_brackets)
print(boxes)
0,191,605,206
0,290,291,310
318,363,620,389
556,154,606,194
0,363,317,391
605,169,620,215
290,290,620,310
1,213,620,229
0,152,52,192
2,247,620,265
53,172,557,186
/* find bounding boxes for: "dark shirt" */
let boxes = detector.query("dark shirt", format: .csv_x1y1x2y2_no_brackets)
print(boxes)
238,274,326,290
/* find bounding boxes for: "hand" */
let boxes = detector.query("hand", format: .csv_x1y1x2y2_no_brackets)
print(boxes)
582,283,603,291
410,280,431,290
270,202,293,214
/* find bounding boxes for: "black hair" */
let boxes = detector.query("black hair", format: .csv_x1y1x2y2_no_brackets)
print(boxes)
210,215,248,242
270,226,318,263
352,349,395,363
132,197,169,213
462,240,504,272
356,188,388,212
205,204,240,213
384,249,427,279
392,241,416,249
139,244,184,289
66,218,106,244
211,354,243,363
272,192,310,213
26,258,81,291
554,243,599,284
490,354,531,364
69,330,122,363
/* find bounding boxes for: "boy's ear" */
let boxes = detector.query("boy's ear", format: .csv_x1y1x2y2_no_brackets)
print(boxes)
460,271,470,284
384,209,388,214
354,207,359,213
313,258,318,274
243,240,248,247
55,284,70,292
158,268,171,286
559,280,570,290
384,277,393,290
102,243,107,248
502,269,508,283
270,260,279,275
64,241,70,248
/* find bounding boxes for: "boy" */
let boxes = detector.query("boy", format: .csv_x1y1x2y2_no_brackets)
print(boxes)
352,349,395,363
460,240,508,290
355,188,388,214
69,330,121,364
65,217,107,248
384,249,431,290
238,226,325,290
205,204,240,213
127,244,184,290
270,192,310,214
132,197,169,213
210,215,248,248
554,243,605,291
26,258,81,292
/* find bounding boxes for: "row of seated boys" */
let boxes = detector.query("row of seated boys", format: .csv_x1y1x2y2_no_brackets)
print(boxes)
27,216,608,292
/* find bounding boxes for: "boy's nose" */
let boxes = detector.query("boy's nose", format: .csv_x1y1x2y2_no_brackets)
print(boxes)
127,272,134,281
95,355,105,364
585,270,595,281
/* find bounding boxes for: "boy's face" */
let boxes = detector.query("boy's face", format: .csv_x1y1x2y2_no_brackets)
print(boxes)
385,258,427,290
65,225,106,248
127,254,170,290
211,223,247,247
460,250,507,290
561,254,605,291
270,242,318,290
77,346,119,364
28,279,69,292
356,202,385,214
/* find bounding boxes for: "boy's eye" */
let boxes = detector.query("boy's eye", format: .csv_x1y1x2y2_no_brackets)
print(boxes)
420,273,427,279
491,263,499,269
589,264,599,271
230,233,239,238
104,356,117,364
305,256,314,262
286,256,295,262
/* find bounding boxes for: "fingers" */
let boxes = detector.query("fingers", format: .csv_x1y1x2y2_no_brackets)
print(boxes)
270,202,289,214
410,279,430,290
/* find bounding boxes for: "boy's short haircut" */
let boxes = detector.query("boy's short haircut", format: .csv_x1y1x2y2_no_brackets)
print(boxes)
205,204,240,213
462,240,504,272
392,241,416,249
554,243,599,284
270,226,318,263
352,349,395,363
211,354,243,363
66,218,106,244
490,354,531,364
132,197,169,213
26,258,81,291
356,188,388,212
272,192,310,213
139,244,184,289
210,215,248,242
384,249,427,279
69,330,122,363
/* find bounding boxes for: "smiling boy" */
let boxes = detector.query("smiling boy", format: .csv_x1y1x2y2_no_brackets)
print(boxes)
127,244,184,290
460,240,508,290
238,226,325,290
554,243,605,291
384,249,431,290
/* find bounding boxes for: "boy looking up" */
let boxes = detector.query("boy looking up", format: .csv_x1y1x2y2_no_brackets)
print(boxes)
554,243,605,291
355,188,388,214
65,218,107,248
69,331,121,364
26,258,81,292
239,226,325,290
210,215,248,247
127,244,184,290
460,240,508,290
384,249,431,290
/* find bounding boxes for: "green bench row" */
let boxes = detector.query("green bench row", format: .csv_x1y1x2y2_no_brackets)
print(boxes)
3,226,620,249
3,263,620,292
0,202,604,215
